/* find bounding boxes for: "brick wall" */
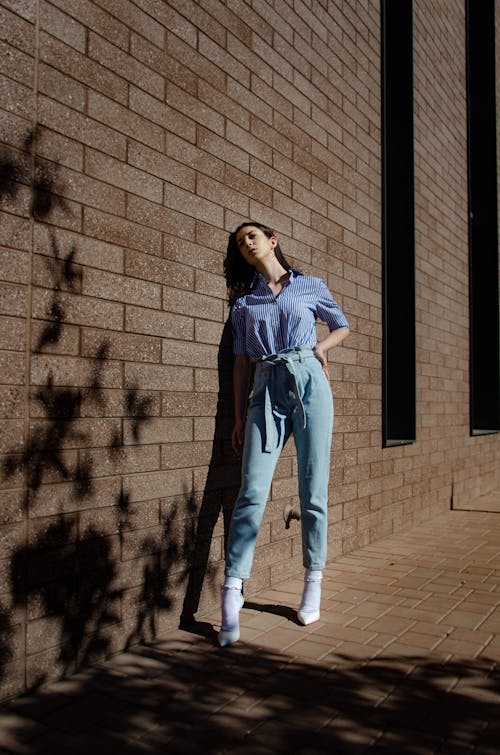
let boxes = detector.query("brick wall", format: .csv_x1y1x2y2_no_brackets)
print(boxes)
1,0,499,700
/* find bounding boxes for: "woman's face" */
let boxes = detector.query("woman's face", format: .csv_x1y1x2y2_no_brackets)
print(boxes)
235,226,277,267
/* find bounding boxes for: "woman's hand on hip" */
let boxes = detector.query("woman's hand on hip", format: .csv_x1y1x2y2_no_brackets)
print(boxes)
314,327,350,380
313,345,330,380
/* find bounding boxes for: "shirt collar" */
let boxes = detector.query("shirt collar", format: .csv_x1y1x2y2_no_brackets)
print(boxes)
251,267,301,290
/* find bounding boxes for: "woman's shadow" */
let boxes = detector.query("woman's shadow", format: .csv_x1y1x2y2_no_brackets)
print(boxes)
179,317,242,629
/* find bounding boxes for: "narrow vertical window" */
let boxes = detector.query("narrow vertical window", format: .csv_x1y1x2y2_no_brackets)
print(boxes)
466,0,500,435
381,0,416,446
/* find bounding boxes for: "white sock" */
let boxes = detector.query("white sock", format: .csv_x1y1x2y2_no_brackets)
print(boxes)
299,569,322,613
221,576,243,631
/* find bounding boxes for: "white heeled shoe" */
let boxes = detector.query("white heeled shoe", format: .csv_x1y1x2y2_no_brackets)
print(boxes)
297,608,320,626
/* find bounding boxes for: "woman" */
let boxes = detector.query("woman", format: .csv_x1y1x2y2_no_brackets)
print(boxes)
219,222,349,646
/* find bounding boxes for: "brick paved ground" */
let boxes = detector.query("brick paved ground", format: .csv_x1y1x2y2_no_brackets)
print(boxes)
1,503,499,754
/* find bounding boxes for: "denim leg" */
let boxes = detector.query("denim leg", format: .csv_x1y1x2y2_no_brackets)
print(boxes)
225,397,289,579
293,360,334,570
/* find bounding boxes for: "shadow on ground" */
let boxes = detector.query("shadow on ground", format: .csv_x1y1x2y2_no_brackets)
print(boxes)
0,629,498,754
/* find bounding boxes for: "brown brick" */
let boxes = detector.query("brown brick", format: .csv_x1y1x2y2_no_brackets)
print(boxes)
194,368,219,392
48,0,129,50
0,72,32,120
0,316,25,352
0,282,27,317
88,445,160,477
88,32,164,100
0,386,24,419
167,81,224,136
100,0,165,47
81,328,161,363
126,306,194,342
88,90,164,150
124,416,192,445
30,353,122,388
27,512,78,549
33,225,123,274
44,161,125,217
31,320,79,356
31,287,123,330
27,476,121,518
0,352,25,385
163,287,223,322
0,40,33,88
85,149,162,203
0,212,31,252
197,127,249,173
123,468,192,503
128,140,196,192
84,207,162,256
124,362,193,392
162,339,217,369
0,418,24,454
272,152,310,191
196,174,249,217
194,319,225,346
166,32,223,91
164,183,224,228
40,2,86,52
162,391,217,417
130,32,196,96
198,32,250,88
39,32,128,105
161,440,213,469
226,122,272,164
38,95,127,159
125,249,194,291
82,268,161,309
194,268,228,300
0,4,35,51
38,62,86,113
126,195,194,243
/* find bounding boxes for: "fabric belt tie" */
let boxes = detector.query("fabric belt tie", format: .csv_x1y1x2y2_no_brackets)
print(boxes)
256,346,316,453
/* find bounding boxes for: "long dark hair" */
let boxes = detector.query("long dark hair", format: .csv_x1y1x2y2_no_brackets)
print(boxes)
223,221,292,304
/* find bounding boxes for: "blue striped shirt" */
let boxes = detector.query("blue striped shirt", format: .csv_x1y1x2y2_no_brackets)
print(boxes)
231,268,349,359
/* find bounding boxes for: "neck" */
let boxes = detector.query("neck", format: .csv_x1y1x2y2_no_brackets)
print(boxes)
255,258,288,283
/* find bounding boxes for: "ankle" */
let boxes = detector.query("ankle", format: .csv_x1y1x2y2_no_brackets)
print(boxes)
304,568,322,582
223,576,243,591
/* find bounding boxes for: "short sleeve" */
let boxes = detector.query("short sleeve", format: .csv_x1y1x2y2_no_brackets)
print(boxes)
315,280,349,331
231,300,247,355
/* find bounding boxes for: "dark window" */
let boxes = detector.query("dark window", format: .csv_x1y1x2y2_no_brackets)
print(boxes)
466,0,500,435
381,0,416,446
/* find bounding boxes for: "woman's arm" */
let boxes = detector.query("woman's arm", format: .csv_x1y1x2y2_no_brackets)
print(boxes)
314,326,350,379
232,354,252,455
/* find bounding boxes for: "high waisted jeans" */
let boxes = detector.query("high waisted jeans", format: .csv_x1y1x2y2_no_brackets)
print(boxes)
225,345,334,579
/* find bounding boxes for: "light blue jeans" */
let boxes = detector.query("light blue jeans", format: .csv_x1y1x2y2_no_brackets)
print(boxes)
225,345,334,579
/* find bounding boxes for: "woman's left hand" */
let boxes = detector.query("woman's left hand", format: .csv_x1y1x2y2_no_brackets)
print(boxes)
314,327,350,381
313,345,330,380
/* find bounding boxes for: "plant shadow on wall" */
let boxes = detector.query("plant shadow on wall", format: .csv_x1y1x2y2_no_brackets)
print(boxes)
0,128,226,692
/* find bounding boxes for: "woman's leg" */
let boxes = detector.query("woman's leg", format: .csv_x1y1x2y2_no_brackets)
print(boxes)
293,361,334,622
225,399,287,579
220,392,289,646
